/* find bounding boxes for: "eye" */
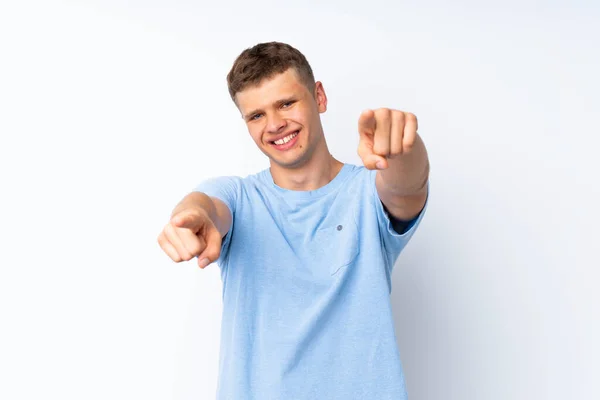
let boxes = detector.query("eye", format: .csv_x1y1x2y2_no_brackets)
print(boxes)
282,101,294,108
250,113,262,121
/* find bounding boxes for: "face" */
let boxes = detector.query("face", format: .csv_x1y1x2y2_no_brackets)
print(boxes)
235,68,327,169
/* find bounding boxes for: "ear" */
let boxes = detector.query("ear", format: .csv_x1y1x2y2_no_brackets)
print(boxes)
314,81,328,113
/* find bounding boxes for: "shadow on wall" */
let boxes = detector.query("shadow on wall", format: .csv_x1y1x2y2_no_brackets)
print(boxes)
390,177,563,400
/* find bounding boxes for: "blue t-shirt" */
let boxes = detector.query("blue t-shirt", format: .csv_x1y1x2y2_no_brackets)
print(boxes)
194,163,428,400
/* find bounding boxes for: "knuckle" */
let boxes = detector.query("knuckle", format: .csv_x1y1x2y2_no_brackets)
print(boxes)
179,245,195,261
189,239,204,256
373,142,389,154
164,222,175,236
375,108,391,120
209,248,221,261
390,146,402,155
392,112,405,126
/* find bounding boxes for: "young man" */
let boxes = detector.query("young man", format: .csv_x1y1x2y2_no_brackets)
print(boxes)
157,42,430,399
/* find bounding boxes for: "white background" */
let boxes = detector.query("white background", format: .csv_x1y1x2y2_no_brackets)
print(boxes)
1,1,599,399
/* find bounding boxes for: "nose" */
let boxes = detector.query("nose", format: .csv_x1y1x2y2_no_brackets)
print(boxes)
266,112,287,134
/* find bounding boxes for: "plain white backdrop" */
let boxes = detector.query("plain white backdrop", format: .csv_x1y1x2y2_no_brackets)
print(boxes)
1,0,598,399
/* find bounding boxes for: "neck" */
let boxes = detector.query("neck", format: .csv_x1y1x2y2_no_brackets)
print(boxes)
269,147,344,192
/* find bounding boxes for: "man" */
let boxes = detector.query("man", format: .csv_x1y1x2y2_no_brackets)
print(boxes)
157,41,430,399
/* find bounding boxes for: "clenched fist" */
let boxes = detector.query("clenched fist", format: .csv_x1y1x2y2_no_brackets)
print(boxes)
357,108,418,170
157,208,222,269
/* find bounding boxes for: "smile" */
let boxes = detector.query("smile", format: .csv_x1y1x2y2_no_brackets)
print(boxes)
271,131,299,145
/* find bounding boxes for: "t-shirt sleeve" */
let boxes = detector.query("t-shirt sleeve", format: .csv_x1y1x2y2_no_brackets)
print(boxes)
192,176,241,267
369,169,429,271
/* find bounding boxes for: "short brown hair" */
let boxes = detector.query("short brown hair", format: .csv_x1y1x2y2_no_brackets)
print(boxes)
226,41,316,102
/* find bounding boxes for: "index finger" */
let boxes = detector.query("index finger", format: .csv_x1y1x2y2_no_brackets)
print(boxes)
358,109,376,137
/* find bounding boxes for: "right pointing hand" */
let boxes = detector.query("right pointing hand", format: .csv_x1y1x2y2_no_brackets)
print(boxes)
157,208,222,269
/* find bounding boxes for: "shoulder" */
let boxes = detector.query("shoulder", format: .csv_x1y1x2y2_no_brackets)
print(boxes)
342,163,428,232
194,168,269,191
338,163,378,195
344,163,376,181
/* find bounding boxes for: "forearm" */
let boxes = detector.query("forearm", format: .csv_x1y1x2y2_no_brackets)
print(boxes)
171,192,223,228
378,134,430,196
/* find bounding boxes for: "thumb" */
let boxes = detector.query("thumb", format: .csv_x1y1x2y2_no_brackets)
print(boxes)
362,154,388,170
197,226,222,269
357,139,388,170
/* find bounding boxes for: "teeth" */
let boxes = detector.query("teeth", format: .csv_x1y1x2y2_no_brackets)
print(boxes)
274,131,298,145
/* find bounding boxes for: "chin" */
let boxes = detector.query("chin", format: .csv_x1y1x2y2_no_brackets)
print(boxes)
271,152,312,169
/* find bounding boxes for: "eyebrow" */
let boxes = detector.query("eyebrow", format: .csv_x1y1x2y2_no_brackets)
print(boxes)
243,96,297,120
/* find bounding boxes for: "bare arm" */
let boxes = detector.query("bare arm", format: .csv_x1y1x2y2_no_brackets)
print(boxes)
376,133,429,221
358,108,430,222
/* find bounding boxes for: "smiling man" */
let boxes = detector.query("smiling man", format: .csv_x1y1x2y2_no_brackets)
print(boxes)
157,41,430,399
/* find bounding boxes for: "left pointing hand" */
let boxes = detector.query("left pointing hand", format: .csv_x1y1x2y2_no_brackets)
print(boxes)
357,108,418,170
